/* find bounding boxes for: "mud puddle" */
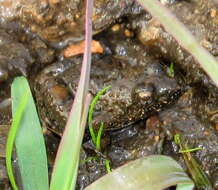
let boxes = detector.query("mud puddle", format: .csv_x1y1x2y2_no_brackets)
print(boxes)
0,0,218,189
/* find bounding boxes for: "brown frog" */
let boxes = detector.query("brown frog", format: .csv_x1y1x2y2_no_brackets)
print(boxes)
34,30,183,135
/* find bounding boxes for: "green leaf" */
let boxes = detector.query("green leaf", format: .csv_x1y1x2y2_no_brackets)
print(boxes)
176,184,194,190
10,76,49,190
6,83,29,190
84,155,194,190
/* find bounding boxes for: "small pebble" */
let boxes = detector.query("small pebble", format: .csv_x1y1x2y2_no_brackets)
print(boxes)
146,116,161,130
49,0,60,6
124,29,133,38
154,135,160,142
111,24,120,32
201,39,212,50
215,123,218,132
210,9,217,18
138,26,160,46
203,131,209,136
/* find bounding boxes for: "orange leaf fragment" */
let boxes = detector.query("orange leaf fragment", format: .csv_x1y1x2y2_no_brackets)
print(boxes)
64,40,104,58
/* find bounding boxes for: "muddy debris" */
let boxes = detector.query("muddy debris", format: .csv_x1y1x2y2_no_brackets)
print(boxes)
0,158,10,190
0,29,34,82
0,125,9,189
0,0,142,47
107,118,164,167
134,0,218,97
159,88,218,189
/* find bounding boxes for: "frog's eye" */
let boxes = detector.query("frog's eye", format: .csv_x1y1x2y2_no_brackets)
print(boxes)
132,82,155,106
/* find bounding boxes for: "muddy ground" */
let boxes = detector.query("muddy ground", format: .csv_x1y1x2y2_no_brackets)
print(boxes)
0,0,218,189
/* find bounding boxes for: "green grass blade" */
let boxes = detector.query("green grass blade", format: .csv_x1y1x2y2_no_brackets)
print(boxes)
68,94,92,190
68,95,92,190
137,0,218,87
179,147,202,153
179,139,212,189
88,86,111,145
49,0,93,188
96,122,104,151
6,89,29,190
85,155,194,190
167,63,174,78
183,152,212,190
10,76,49,190
50,93,92,190
105,159,111,174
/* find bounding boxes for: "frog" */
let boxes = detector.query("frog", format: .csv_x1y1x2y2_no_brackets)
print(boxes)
34,28,183,135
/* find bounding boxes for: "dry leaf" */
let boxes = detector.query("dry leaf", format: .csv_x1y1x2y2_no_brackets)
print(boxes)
64,40,103,58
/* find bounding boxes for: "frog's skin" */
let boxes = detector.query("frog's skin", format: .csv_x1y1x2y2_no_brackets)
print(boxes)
35,57,182,135
34,27,183,135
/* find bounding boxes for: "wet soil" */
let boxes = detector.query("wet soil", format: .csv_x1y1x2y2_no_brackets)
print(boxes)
0,0,218,189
